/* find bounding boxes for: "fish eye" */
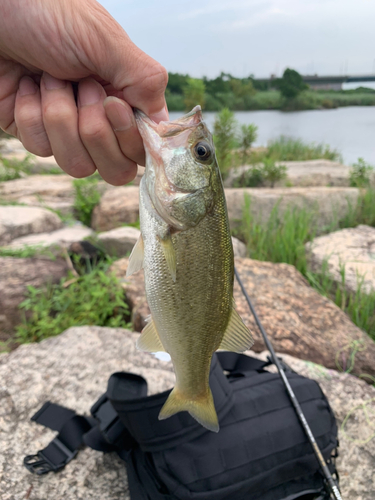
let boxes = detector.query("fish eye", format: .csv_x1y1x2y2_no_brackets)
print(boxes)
194,142,212,161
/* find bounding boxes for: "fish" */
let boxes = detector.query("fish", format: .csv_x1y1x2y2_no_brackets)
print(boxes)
126,106,253,432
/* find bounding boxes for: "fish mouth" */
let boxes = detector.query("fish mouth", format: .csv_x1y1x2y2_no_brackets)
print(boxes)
134,106,203,141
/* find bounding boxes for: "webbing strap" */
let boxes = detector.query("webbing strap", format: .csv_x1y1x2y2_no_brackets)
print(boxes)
24,402,95,475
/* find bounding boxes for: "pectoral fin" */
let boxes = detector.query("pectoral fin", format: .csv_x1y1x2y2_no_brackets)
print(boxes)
136,317,166,353
218,306,254,352
158,234,176,282
126,234,144,277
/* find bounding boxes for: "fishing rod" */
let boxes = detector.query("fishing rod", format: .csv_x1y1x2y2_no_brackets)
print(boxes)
234,266,342,500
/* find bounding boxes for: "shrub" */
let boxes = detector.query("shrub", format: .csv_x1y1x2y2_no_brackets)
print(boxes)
16,259,131,343
239,124,258,164
233,166,264,188
213,108,237,177
349,158,374,188
73,176,101,226
261,158,287,188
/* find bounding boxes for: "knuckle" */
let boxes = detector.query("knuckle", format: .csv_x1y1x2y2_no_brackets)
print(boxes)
63,157,96,178
43,102,75,128
141,65,168,94
79,119,108,143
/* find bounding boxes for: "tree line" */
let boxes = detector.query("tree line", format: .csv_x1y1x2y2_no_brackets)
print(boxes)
166,69,375,111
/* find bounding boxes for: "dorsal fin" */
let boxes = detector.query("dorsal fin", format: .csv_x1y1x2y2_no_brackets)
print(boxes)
136,317,166,353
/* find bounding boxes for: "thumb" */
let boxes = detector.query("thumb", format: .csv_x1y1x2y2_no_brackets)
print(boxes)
79,2,168,122
121,49,169,123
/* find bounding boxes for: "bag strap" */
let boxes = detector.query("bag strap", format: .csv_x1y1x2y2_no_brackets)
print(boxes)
24,402,96,474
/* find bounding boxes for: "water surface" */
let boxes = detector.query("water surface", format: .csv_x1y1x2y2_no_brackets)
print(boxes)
169,107,375,165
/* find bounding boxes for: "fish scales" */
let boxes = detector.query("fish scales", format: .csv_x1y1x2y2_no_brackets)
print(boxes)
140,177,233,397
127,106,253,432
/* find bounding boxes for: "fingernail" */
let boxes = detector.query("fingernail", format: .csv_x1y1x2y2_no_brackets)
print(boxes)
79,79,101,107
43,72,66,90
150,106,169,123
19,77,37,96
104,96,135,131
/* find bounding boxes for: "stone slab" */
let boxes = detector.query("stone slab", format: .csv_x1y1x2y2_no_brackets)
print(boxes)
91,186,140,231
97,226,141,257
110,257,375,378
225,159,352,188
0,206,63,245
225,186,360,231
0,326,373,499
7,225,94,251
307,224,375,294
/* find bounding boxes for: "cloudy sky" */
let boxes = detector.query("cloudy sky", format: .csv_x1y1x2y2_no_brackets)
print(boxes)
98,0,375,79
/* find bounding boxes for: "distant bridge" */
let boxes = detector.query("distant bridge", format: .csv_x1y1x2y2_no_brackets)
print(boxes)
255,74,375,91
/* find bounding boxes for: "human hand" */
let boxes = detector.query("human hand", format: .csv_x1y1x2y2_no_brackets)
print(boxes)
0,0,168,185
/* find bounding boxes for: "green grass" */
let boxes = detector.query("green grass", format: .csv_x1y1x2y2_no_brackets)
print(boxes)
266,136,341,162
73,176,101,226
0,153,35,182
15,258,131,344
237,190,375,341
0,246,56,259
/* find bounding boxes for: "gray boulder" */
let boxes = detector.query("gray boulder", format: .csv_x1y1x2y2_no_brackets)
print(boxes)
0,206,63,245
0,326,373,499
224,159,352,188
225,186,360,231
7,225,94,251
97,226,140,256
91,187,139,231
307,224,375,294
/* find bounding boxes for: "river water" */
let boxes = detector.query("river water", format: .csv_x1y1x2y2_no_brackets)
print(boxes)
169,107,375,166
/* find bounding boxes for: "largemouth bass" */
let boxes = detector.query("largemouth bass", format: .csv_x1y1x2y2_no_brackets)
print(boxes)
126,106,253,432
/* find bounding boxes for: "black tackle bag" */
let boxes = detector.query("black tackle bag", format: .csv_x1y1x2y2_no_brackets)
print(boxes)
24,352,339,500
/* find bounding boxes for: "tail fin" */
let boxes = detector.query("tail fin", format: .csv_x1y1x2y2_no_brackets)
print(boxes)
158,387,219,432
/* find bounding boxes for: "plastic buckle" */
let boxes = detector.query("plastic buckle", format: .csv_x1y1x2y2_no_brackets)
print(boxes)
23,437,78,475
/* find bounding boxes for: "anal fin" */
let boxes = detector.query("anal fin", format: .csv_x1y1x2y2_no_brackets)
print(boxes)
218,306,254,352
136,318,166,353
126,234,144,277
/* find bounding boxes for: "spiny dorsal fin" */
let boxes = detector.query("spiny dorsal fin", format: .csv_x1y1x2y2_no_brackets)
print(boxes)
218,306,254,352
126,234,144,277
158,234,176,282
136,317,166,353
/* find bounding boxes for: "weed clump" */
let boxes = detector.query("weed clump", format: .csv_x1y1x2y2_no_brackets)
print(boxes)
16,258,130,343
73,175,101,226
349,158,374,188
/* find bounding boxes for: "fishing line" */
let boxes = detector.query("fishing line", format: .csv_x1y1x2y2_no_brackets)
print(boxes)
234,266,343,500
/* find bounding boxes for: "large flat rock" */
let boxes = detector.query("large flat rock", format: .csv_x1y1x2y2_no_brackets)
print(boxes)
0,206,63,245
0,326,373,499
110,257,375,378
97,226,141,257
7,224,94,251
0,174,108,217
225,186,360,230
0,257,69,339
91,186,140,231
225,160,352,188
307,224,375,294
0,327,175,500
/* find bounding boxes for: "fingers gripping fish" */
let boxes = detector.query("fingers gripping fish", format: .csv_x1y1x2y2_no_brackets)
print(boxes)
126,106,253,432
